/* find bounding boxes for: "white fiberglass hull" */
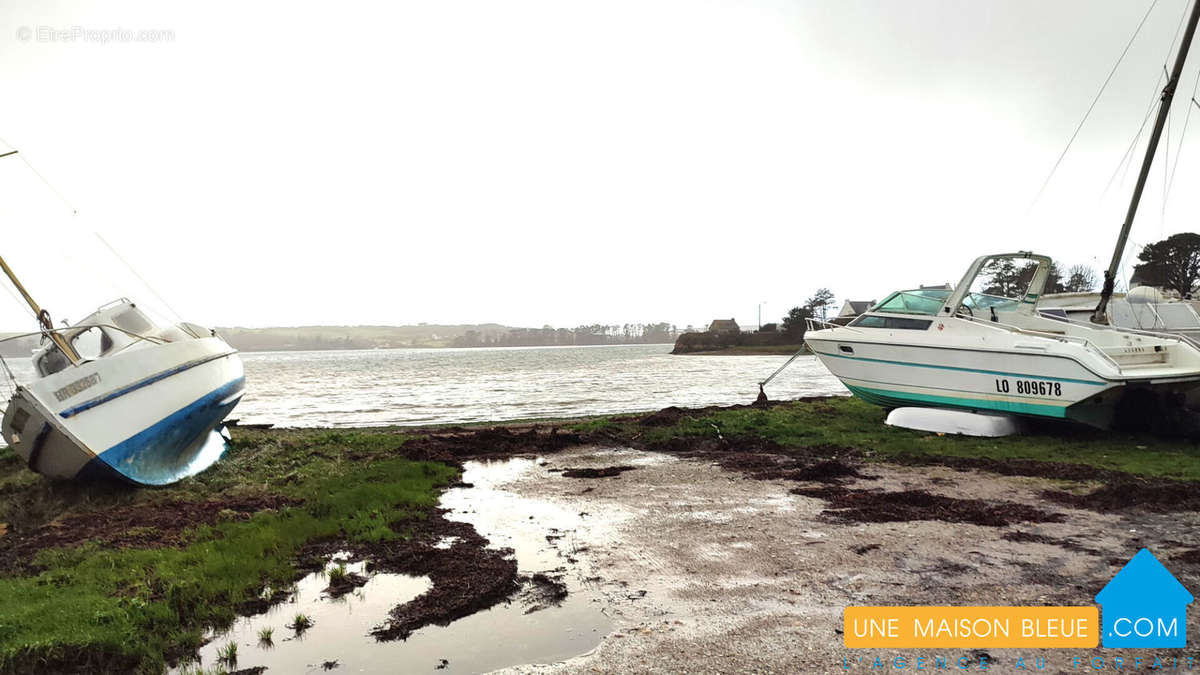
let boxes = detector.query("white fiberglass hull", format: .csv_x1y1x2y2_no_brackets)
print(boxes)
806,335,1121,426
1,336,244,485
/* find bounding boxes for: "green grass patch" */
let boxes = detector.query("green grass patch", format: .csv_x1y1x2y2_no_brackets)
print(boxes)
0,430,454,675
2,395,1198,673
572,397,1200,481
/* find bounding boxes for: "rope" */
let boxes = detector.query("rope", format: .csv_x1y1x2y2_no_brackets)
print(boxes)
0,136,77,215
1027,0,1160,213
759,346,809,389
1163,89,1200,210
1103,72,1168,198
1163,92,1170,237
1103,0,1197,200
93,233,185,322
0,139,188,326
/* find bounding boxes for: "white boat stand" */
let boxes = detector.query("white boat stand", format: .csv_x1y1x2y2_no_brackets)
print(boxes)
885,407,1025,437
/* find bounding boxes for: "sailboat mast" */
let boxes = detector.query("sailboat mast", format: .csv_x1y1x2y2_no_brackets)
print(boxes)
1094,0,1200,323
0,255,80,365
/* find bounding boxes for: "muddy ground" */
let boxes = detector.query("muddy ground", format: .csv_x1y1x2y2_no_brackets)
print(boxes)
4,401,1200,673
491,445,1200,673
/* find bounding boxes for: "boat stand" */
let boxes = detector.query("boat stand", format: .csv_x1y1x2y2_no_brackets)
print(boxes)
885,407,1025,437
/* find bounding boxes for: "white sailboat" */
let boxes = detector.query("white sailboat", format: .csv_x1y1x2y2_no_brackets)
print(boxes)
1040,288,1200,344
0,209,244,485
804,0,1200,430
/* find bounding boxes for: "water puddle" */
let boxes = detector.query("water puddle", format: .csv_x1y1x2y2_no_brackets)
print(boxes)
178,457,612,674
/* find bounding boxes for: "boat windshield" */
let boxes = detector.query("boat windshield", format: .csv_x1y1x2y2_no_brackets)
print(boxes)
962,293,1021,312
958,256,1044,314
871,289,952,316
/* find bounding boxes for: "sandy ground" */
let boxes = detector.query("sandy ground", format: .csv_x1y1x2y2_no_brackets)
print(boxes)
489,446,1200,674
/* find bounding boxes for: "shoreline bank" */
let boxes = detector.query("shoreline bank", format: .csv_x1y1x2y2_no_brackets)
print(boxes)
2,398,1199,672
673,344,810,355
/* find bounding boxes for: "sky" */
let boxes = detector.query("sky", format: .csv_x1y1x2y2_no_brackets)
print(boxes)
2,0,1200,331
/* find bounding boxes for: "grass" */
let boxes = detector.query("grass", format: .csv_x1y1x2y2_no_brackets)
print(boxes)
289,613,313,632
327,564,348,584
570,396,1200,481
0,429,454,674
215,642,236,665
257,627,273,644
0,396,1197,673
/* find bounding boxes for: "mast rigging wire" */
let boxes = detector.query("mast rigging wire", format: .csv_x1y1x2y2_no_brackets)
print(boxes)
0,136,77,215
0,139,186,325
1103,71,1169,198
93,233,185,323
1027,0,1160,213
1162,74,1200,210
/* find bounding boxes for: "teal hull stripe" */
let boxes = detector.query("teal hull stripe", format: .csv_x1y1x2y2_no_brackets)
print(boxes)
812,350,1106,386
844,384,1069,418
844,373,1069,404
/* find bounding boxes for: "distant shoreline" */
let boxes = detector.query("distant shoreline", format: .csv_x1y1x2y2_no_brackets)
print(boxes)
677,344,810,356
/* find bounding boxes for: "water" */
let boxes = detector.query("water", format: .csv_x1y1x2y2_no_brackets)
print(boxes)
179,456,614,674
1,344,846,428
236,344,842,427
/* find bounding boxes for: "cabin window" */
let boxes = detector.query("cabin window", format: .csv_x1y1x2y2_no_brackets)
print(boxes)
72,327,111,360
872,289,951,316
850,315,933,330
36,346,70,377
112,308,152,336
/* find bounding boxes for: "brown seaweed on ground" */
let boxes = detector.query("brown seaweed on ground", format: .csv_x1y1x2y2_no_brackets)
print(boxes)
561,466,636,478
1041,480,1200,513
369,510,521,641
793,487,1064,527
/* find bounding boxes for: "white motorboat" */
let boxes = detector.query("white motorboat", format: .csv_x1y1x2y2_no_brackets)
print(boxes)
0,259,244,485
805,252,1200,429
805,0,1200,430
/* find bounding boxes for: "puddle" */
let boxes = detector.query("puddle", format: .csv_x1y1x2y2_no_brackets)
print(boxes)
177,555,431,673
179,457,612,674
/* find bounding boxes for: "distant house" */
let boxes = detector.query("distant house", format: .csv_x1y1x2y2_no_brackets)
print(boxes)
836,300,876,319
1095,548,1193,648
707,319,740,335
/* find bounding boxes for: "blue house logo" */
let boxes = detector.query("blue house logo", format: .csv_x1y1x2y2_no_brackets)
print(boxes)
1095,548,1193,648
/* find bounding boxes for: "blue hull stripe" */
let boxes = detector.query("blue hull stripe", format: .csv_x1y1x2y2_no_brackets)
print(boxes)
87,376,245,486
60,350,238,419
812,349,1107,386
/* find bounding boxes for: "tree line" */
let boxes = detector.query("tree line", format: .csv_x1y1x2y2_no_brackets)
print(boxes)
979,259,1099,297
453,322,679,348
778,288,836,337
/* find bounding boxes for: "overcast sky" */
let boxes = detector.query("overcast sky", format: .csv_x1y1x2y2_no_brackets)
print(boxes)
2,0,1199,331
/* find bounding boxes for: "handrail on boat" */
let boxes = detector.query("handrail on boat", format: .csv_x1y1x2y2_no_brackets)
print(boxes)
955,312,1146,374
0,323,170,347
1040,310,1200,351
804,317,863,334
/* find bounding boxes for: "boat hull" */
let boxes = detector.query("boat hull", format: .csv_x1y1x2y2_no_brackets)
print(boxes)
805,336,1126,427
2,336,244,485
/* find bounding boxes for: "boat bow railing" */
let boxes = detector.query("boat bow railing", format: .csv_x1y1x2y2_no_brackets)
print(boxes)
1043,312,1200,352
956,312,1153,374
805,317,863,333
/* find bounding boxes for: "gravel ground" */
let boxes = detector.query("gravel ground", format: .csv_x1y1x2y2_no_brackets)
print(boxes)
491,447,1200,674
